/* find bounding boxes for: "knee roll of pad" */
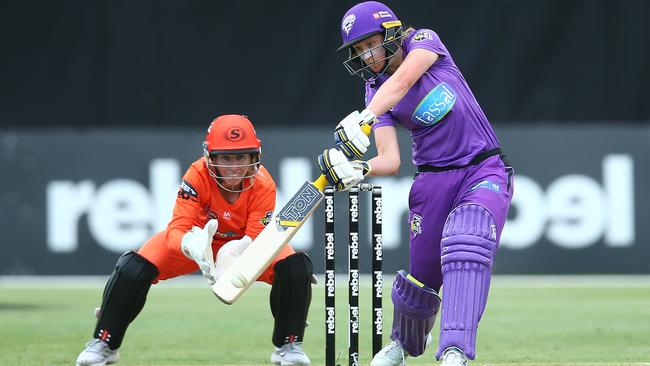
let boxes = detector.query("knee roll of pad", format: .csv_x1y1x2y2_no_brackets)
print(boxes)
441,204,497,267
391,270,441,357
437,204,497,360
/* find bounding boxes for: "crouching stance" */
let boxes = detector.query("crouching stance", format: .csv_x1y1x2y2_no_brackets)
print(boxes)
76,115,313,366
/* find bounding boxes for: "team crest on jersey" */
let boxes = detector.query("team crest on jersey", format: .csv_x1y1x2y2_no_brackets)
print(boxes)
410,213,422,237
178,180,198,202
203,206,219,220
342,14,356,35
412,30,433,42
259,211,273,226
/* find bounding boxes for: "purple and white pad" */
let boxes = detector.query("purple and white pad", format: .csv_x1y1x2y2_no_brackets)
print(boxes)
391,270,441,357
437,204,498,360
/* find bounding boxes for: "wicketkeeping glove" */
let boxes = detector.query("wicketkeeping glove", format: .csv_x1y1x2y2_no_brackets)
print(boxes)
334,109,376,160
181,219,219,285
213,235,253,281
318,148,370,191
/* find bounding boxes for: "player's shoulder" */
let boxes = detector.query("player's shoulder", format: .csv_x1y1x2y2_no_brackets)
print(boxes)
183,157,212,187
253,165,276,193
407,28,439,44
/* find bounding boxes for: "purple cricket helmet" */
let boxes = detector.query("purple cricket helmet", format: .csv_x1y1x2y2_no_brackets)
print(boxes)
337,1,404,81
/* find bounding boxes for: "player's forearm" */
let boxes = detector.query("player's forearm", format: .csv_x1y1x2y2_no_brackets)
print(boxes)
368,153,400,176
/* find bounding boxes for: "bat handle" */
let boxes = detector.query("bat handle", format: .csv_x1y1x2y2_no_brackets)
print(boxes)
361,122,373,136
313,174,329,191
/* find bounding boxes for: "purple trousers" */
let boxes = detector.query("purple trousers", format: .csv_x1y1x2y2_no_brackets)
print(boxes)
407,155,513,358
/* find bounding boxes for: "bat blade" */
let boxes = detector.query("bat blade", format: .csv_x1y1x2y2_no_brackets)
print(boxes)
211,180,324,304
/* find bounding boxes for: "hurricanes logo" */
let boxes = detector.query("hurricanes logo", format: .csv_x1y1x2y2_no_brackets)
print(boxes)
225,127,245,142
342,14,356,35
410,213,422,238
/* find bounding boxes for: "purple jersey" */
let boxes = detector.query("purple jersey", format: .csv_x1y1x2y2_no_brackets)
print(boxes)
367,29,500,166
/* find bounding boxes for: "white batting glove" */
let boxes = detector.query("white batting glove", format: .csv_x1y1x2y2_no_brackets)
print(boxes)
334,109,375,160
318,148,366,191
181,219,219,285
213,235,253,281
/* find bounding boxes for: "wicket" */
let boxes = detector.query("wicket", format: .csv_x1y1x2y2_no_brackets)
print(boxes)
324,183,383,366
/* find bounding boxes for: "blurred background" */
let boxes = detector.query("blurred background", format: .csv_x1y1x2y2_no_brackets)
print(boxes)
1,0,649,276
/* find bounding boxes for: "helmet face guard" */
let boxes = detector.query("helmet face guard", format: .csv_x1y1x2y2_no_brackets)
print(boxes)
204,152,261,193
342,22,403,82
337,1,404,82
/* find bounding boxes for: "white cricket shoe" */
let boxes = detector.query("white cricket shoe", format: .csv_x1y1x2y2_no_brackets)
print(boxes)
370,334,432,366
440,347,468,366
270,342,311,365
76,339,120,366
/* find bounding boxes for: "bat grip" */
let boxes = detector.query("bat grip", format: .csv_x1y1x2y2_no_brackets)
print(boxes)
313,174,329,191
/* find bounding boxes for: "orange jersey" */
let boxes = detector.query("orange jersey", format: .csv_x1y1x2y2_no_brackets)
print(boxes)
168,157,276,249
139,157,294,283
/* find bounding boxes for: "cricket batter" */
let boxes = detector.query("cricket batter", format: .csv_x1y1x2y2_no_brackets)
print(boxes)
318,2,514,365
76,115,313,366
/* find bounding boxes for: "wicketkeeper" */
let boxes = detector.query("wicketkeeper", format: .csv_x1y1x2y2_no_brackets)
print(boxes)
76,115,314,366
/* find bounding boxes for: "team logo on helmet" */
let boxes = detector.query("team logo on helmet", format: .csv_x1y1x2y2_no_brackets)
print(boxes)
224,126,245,142
342,14,356,35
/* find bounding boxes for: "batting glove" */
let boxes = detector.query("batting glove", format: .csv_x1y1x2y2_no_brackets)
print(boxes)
213,235,253,281
334,109,376,160
318,148,368,191
181,219,219,285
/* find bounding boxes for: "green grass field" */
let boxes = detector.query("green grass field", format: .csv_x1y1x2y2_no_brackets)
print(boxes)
1,276,648,365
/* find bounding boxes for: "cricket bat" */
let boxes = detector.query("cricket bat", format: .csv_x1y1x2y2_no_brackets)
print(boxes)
211,123,372,305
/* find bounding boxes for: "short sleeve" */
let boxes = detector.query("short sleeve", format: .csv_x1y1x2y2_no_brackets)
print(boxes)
405,29,448,58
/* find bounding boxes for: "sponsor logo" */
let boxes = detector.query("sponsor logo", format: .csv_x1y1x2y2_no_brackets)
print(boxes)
373,195,382,224
470,180,501,193
374,233,383,261
372,11,392,19
342,14,356,36
222,211,232,219
215,231,237,238
326,306,335,334
178,180,198,201
412,30,433,42
350,305,359,334
411,82,457,126
410,213,422,237
278,182,322,224
326,270,335,298
98,329,111,342
204,206,219,220
374,270,383,299
349,195,359,222
325,195,334,223
350,269,359,297
350,232,359,260
325,233,335,261
374,307,383,335
259,211,273,226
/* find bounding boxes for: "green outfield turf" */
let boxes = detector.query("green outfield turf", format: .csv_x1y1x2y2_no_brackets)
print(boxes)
0,277,648,365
